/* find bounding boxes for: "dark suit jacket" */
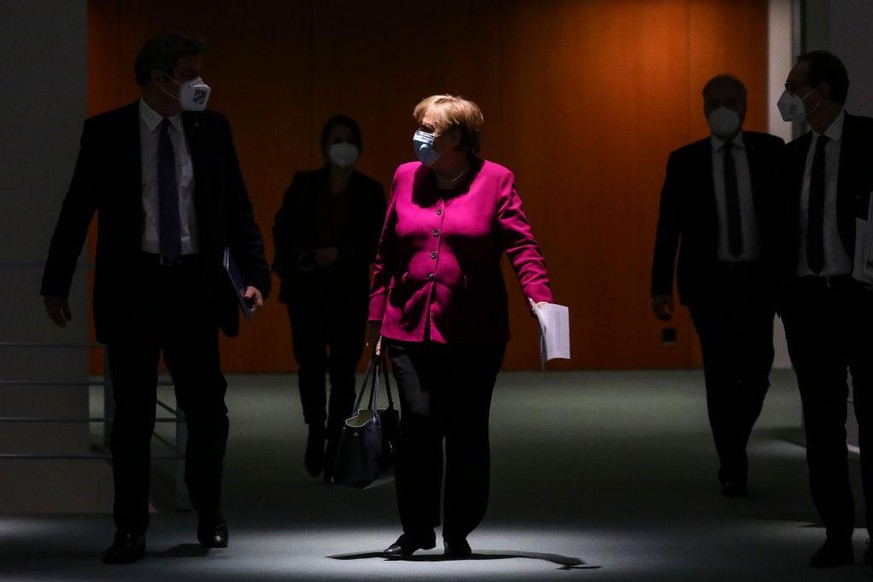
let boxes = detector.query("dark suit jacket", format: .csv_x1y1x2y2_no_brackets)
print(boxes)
41,101,271,342
651,131,785,305
773,111,873,301
272,166,385,304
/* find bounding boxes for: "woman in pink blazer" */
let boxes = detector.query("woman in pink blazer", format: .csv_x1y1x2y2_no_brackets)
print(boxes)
369,95,553,558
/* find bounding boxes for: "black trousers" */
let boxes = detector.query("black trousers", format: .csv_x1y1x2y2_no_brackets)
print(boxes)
286,278,369,432
386,341,506,541
781,276,873,540
106,258,228,534
688,263,775,484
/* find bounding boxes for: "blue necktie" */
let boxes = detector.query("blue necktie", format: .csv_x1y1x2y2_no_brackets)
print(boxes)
158,119,182,262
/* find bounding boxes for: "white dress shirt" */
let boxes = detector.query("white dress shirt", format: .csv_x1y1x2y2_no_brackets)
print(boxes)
139,98,199,255
796,110,851,276
711,133,759,262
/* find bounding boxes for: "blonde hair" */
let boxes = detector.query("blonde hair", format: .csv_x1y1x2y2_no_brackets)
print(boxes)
413,94,483,152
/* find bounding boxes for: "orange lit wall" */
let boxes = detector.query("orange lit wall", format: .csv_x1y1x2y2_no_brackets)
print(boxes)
87,0,768,372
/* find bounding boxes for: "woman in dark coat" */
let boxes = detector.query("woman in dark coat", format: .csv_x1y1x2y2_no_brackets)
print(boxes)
273,115,386,481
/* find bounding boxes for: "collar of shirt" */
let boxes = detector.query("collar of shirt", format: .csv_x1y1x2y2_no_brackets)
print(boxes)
139,98,183,134
813,108,845,143
710,132,746,154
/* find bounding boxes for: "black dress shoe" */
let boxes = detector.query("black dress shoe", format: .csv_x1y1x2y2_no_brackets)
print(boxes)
102,531,145,564
809,537,853,567
383,533,436,557
197,520,229,549
444,538,472,558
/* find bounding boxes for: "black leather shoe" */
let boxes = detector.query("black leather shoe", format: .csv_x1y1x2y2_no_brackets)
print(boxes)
444,538,472,558
102,531,145,564
720,480,748,498
197,520,229,549
809,537,853,567
383,533,436,557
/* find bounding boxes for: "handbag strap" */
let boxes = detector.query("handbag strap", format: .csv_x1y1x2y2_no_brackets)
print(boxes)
368,352,387,412
352,355,377,414
365,350,396,413
355,340,396,414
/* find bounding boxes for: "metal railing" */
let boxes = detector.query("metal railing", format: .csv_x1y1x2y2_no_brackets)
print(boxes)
0,341,187,507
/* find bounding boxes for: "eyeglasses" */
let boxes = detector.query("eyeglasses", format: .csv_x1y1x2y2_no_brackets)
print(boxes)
417,123,457,138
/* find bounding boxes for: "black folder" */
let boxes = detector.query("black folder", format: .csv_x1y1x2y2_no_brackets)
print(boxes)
223,246,253,319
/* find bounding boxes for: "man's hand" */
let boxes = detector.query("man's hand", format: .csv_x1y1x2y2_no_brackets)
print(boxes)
243,286,265,316
44,296,71,327
651,294,674,321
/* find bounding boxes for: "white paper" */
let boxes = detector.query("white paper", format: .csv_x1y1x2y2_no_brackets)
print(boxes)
853,190,873,288
529,299,571,368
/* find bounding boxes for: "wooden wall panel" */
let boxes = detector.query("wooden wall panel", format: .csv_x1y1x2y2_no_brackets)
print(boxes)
86,0,121,373
499,0,694,369
86,0,769,372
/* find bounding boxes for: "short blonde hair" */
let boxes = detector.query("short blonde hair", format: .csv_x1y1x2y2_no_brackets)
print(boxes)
413,94,484,153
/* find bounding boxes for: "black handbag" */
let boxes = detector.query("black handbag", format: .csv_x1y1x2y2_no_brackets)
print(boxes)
331,351,399,488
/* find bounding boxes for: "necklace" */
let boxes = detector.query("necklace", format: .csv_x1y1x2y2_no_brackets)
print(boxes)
436,164,470,185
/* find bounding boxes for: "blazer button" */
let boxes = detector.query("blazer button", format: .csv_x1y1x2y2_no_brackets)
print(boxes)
436,208,443,215
433,228,440,237
430,251,437,259
428,273,435,281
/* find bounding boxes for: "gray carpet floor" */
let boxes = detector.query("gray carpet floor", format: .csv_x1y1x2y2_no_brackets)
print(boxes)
0,369,868,581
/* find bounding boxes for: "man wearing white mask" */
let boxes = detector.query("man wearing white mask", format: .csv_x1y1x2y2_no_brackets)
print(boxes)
41,32,271,564
774,50,873,569
652,75,784,498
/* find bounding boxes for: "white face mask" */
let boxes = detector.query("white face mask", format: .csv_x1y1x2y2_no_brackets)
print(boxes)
161,74,212,111
328,142,360,168
707,107,741,138
777,87,818,122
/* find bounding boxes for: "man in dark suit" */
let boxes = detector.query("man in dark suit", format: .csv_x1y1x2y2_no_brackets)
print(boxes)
40,32,271,564
652,75,784,498
774,50,873,568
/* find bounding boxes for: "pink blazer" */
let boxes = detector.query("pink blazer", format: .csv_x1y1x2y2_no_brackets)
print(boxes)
369,159,552,345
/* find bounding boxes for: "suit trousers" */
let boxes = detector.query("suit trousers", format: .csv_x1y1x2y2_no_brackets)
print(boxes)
106,257,228,533
286,275,369,433
781,277,873,540
386,340,506,541
688,262,774,484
